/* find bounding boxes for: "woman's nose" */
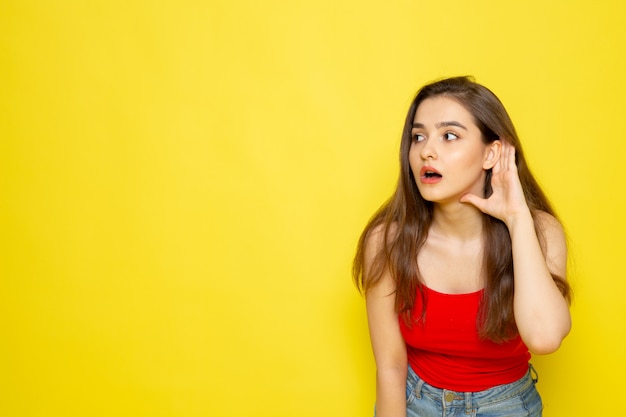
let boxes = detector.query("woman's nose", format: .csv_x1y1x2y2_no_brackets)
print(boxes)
420,139,437,160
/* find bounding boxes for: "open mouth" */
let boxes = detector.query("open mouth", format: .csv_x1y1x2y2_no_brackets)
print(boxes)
423,171,442,179
419,167,442,183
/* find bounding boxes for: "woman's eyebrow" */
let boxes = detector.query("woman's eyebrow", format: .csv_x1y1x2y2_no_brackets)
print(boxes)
437,121,468,130
412,121,468,130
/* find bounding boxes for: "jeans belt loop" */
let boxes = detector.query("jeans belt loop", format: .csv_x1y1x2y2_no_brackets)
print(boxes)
415,379,425,399
529,363,539,384
465,391,473,414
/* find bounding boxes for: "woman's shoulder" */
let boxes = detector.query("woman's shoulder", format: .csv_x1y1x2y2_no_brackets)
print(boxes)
533,210,564,236
365,221,399,247
532,210,567,274
362,221,401,268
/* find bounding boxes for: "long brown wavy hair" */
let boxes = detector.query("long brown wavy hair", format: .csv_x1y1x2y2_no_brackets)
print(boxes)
353,76,571,342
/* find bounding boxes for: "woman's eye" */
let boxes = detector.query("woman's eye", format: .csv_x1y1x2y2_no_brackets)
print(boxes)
413,133,425,142
443,132,459,141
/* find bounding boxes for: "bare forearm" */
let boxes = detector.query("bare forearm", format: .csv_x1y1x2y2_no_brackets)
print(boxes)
507,210,571,354
375,366,407,417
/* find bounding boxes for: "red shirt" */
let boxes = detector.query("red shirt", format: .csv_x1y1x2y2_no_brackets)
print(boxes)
399,285,530,392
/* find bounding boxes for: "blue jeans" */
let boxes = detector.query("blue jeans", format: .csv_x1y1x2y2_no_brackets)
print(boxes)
406,365,542,416
375,365,543,416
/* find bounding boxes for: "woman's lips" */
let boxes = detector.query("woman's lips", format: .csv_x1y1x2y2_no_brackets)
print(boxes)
419,166,442,184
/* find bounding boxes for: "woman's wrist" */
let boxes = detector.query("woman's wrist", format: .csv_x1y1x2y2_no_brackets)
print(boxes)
504,206,533,232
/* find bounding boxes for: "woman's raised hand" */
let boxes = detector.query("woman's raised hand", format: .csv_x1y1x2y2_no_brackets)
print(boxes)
460,141,530,226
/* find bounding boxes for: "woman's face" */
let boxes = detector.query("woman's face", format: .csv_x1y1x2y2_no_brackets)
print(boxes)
409,96,498,205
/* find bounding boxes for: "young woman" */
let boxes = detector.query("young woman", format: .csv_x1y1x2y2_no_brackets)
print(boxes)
353,76,572,417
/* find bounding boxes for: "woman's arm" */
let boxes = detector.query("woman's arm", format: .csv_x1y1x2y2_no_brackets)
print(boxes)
507,209,571,354
460,142,571,354
364,228,407,417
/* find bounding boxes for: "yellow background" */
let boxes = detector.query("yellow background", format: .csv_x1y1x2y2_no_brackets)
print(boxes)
1,1,625,416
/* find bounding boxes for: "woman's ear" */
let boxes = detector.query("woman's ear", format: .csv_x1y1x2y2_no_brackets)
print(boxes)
483,140,502,170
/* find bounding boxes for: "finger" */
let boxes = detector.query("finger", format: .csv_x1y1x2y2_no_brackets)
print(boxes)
508,143,517,169
500,141,512,172
503,141,511,171
493,141,505,174
500,142,508,172
460,193,487,213
503,142,514,172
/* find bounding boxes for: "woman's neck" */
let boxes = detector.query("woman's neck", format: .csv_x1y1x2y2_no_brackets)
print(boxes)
430,202,484,241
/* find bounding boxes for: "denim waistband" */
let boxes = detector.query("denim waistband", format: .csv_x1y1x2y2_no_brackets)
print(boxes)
406,364,539,413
